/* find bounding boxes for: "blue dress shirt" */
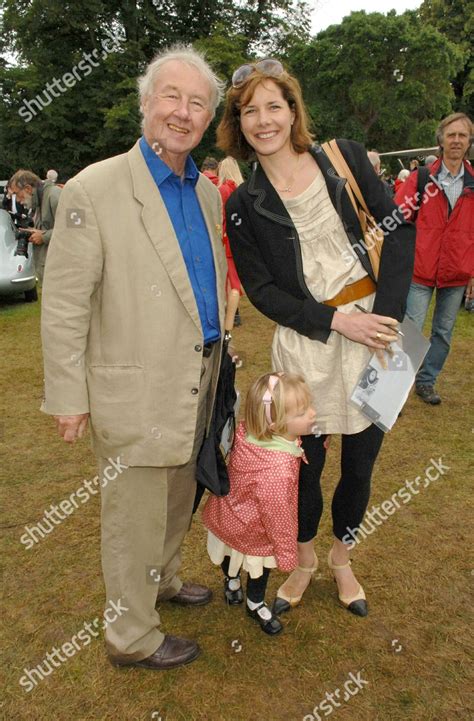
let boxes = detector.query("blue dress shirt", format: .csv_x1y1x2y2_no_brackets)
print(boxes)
140,136,220,343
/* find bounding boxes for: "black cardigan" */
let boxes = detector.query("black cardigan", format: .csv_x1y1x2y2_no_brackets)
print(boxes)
226,140,415,343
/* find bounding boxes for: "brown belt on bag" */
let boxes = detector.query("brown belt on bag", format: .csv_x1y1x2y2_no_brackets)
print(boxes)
323,276,376,307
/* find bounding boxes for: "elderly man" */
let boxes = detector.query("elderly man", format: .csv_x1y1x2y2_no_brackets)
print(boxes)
395,112,473,404
45,169,58,183
41,46,227,670
367,150,393,197
9,169,62,282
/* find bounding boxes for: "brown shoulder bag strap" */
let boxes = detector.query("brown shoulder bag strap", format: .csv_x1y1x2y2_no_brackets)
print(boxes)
327,139,370,216
321,140,366,232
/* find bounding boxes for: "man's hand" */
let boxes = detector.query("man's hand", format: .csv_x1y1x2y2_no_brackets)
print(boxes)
54,413,90,443
25,228,45,245
466,278,474,301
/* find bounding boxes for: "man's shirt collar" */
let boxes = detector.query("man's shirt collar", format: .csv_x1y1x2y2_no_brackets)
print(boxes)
439,161,464,182
139,136,199,187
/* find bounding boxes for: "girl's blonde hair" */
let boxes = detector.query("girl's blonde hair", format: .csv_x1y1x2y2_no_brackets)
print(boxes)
218,156,244,187
245,371,312,441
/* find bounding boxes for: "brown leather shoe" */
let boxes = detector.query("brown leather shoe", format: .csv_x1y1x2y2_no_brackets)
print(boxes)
113,635,200,670
169,581,213,606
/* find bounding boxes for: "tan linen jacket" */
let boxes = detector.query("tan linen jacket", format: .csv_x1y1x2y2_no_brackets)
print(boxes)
41,140,227,467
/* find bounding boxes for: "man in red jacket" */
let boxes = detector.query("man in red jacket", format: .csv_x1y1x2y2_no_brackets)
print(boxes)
395,112,473,404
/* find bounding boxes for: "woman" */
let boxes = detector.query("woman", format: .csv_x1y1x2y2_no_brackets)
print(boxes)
217,158,244,309
218,156,244,196
217,59,415,616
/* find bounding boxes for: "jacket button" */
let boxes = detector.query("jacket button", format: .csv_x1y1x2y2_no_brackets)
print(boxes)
191,387,199,395
194,344,202,352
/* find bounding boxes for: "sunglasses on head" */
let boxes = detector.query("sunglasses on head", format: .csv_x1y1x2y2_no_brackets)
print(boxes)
231,59,285,88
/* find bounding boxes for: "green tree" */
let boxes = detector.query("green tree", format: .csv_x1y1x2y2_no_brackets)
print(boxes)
419,0,473,113
0,0,312,178
0,0,138,178
288,10,464,151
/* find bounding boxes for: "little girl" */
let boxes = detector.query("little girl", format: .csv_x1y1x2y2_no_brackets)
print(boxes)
202,371,317,635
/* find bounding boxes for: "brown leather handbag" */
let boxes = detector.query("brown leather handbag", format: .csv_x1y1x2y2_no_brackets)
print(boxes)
322,139,384,280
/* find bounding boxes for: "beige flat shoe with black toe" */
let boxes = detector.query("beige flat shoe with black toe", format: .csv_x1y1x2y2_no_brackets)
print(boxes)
272,553,318,615
328,550,368,617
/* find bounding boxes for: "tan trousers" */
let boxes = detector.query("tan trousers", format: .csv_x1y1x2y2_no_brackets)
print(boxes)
99,346,217,662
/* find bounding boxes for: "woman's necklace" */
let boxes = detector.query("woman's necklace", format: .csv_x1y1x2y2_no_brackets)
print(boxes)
272,153,301,193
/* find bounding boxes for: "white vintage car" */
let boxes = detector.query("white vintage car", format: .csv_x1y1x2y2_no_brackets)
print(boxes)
0,209,38,301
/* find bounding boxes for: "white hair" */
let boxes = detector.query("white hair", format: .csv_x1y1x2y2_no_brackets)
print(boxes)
46,169,58,182
424,155,437,166
137,44,225,121
397,169,410,181
367,151,380,168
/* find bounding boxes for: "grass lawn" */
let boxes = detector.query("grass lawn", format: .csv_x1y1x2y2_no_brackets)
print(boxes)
1,292,473,721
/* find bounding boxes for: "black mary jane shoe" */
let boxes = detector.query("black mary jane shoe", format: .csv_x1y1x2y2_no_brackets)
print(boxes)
246,602,283,635
224,575,244,605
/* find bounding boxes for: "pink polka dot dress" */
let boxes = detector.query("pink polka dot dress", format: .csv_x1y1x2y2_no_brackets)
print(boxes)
202,421,306,577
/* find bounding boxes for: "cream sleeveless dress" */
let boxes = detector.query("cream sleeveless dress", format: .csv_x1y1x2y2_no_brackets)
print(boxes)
271,171,374,435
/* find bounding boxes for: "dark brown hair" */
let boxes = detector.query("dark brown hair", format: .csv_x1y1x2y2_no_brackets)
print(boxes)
217,70,314,161
201,156,219,171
